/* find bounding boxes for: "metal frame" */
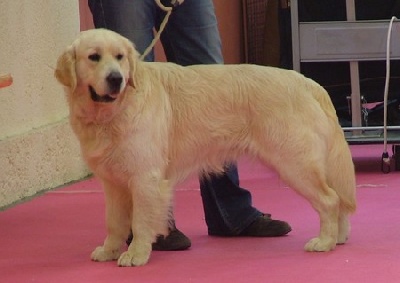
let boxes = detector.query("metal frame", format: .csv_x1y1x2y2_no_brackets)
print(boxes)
290,0,400,141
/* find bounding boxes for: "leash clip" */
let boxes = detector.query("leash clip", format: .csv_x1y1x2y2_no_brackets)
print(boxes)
162,0,182,11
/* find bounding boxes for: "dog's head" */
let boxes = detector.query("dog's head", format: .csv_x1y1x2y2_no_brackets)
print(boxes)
55,29,138,105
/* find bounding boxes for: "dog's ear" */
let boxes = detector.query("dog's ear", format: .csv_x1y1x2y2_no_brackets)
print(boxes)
127,43,140,89
55,46,77,90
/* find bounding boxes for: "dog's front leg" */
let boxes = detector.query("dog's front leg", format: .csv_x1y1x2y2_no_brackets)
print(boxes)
91,180,131,262
118,171,172,267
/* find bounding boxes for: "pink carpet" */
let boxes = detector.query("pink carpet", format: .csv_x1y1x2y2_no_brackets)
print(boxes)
1,144,400,282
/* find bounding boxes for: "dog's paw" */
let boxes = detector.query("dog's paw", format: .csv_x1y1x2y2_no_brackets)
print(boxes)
304,237,336,252
91,246,121,262
117,250,151,267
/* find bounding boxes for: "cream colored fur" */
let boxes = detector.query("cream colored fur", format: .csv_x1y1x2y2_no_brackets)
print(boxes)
55,29,356,267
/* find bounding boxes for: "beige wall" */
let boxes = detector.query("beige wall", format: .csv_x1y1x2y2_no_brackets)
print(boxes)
0,1,90,208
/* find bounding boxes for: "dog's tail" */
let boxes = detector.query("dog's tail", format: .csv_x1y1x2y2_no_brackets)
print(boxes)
309,79,357,214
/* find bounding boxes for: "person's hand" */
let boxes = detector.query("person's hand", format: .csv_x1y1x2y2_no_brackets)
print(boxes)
161,0,184,9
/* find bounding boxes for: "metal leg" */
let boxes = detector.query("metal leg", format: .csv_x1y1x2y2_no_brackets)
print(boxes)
346,0,362,135
290,0,300,72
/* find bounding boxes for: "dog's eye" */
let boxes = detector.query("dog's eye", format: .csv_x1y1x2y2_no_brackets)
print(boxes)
88,53,101,62
116,54,124,61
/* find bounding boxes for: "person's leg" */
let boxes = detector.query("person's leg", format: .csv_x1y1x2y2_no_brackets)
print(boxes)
88,0,156,61
158,0,223,65
200,165,262,235
159,0,290,235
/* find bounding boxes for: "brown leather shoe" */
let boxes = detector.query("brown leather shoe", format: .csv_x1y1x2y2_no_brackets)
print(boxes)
126,228,191,251
239,214,292,237
152,229,192,251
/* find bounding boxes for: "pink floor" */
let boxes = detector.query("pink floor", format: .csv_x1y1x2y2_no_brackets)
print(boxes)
1,144,400,282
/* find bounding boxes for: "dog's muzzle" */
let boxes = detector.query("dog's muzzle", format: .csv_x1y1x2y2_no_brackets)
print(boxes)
89,71,123,103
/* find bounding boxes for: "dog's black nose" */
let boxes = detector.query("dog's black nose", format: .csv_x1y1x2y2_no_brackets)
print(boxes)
106,71,123,93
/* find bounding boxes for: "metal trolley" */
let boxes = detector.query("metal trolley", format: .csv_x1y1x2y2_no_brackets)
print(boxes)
290,0,400,172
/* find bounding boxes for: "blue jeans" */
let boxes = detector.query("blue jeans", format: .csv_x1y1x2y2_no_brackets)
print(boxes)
88,0,262,235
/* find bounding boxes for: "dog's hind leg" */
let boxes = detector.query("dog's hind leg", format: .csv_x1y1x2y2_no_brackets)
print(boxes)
91,180,132,262
326,137,356,245
265,154,340,252
284,166,340,251
302,183,340,252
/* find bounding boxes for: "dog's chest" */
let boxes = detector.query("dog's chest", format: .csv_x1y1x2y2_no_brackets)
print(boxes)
80,128,133,184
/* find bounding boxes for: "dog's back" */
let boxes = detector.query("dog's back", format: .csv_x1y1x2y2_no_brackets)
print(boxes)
149,63,356,251
148,64,352,187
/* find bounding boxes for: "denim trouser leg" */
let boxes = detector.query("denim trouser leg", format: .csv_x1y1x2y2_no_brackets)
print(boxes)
88,0,262,235
199,164,262,235
88,0,159,61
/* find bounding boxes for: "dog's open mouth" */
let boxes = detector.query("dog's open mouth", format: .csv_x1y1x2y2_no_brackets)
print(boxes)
89,86,117,103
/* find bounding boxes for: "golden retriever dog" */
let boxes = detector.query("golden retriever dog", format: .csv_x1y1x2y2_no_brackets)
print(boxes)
55,29,356,267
